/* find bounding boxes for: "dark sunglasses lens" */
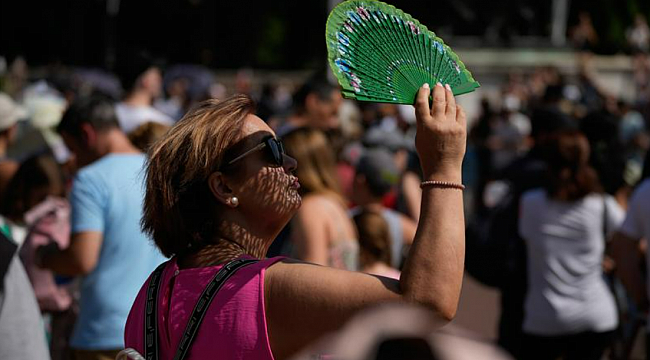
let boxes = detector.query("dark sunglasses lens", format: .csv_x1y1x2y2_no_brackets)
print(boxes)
270,139,284,167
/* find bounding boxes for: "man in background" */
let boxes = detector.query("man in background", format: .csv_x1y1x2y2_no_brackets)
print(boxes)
38,95,166,360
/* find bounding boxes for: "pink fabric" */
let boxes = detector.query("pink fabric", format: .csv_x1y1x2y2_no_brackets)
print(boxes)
18,197,72,312
125,256,284,360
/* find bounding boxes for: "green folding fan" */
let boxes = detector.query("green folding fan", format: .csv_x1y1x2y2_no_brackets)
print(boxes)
326,0,480,104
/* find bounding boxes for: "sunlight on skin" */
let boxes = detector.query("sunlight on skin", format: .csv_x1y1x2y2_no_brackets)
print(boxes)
179,115,302,268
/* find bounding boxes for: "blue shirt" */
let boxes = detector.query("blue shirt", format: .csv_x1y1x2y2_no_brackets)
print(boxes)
69,154,166,349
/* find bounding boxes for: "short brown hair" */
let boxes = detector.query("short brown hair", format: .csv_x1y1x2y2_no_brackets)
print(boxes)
142,95,255,257
543,130,602,201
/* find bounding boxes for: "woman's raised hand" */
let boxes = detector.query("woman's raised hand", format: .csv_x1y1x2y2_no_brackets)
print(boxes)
414,83,467,182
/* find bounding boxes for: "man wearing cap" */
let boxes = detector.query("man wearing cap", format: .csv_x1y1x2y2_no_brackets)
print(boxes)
0,92,27,198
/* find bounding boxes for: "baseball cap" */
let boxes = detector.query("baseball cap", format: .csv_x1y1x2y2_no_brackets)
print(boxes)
362,127,413,152
356,148,400,197
0,93,27,131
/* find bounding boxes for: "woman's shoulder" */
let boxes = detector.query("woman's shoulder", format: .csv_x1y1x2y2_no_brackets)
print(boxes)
300,193,345,213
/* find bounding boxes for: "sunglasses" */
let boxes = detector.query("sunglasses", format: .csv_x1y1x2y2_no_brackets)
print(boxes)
224,136,285,169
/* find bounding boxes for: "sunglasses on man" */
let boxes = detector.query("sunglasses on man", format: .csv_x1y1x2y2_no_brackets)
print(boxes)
223,136,285,169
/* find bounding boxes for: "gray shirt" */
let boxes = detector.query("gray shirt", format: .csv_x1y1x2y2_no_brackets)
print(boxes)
0,254,50,360
519,189,624,335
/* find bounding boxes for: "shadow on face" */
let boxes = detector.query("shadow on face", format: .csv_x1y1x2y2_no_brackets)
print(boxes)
215,117,301,247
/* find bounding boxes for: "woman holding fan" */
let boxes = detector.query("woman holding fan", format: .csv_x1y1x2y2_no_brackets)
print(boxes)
123,82,467,359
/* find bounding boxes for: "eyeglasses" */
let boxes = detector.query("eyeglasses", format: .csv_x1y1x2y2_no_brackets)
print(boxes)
224,136,285,169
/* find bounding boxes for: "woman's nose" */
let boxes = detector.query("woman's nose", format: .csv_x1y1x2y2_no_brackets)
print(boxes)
283,154,297,173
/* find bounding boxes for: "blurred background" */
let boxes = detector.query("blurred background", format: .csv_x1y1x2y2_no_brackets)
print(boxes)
1,0,649,359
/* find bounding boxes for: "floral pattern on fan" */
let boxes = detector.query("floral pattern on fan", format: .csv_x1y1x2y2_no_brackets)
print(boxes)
326,0,480,104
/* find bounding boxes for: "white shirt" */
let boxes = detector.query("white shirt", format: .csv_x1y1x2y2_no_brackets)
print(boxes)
618,179,650,330
115,102,174,134
519,189,625,335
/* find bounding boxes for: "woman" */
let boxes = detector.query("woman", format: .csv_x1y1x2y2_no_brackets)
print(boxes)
518,130,625,360
282,127,359,270
353,208,401,279
124,82,467,360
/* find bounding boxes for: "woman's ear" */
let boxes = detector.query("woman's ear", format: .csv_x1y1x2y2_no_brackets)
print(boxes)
208,172,237,207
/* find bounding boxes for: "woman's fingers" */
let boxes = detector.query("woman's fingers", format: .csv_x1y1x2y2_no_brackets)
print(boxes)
431,82,447,118
415,83,431,122
456,105,466,127
444,84,456,119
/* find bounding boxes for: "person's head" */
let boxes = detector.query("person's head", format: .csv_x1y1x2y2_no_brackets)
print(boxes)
362,127,412,172
282,127,342,198
0,154,65,223
128,121,171,152
530,107,576,146
56,95,121,167
118,49,163,99
352,149,400,205
142,95,300,258
354,208,392,269
634,13,646,27
293,76,342,129
0,92,27,149
542,130,602,200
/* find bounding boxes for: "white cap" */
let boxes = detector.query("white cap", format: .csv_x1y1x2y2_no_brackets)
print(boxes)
0,93,27,131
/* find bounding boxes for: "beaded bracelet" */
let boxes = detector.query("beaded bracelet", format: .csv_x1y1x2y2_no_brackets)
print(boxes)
420,180,465,190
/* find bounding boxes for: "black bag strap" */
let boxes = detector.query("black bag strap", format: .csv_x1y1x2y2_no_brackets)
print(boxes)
144,258,259,360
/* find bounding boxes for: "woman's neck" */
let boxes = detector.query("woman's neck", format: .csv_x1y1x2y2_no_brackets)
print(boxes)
177,220,273,269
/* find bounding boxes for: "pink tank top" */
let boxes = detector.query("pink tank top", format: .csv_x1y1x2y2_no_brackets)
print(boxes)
124,255,284,360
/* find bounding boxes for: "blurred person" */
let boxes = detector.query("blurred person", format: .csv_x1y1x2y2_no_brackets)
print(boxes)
283,127,359,270
353,208,401,280
580,108,627,198
2,56,29,100
0,92,27,198
0,154,74,360
362,127,412,172
0,230,50,360
465,107,576,359
611,150,650,359
488,95,531,172
124,83,467,359
518,130,624,360
469,98,498,214
154,76,189,121
0,154,71,310
37,95,166,360
127,121,171,152
115,51,173,134
361,126,414,210
569,12,599,54
350,149,416,269
276,75,342,136
627,14,650,55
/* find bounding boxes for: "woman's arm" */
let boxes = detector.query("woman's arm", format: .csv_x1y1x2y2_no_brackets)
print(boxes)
265,83,466,359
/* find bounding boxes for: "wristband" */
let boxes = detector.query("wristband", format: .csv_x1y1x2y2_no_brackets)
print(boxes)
420,180,465,190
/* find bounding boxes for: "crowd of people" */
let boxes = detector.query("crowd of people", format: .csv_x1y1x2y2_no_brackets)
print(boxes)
0,14,648,359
